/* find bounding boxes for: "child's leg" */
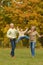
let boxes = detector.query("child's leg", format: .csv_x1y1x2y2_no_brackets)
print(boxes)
16,36,29,43
16,36,24,43
23,36,29,39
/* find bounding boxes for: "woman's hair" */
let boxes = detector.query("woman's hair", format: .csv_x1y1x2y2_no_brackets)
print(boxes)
31,25,36,31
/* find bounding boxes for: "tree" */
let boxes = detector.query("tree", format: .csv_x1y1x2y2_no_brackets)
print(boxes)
0,0,43,47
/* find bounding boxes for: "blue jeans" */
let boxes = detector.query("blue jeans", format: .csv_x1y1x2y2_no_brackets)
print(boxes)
30,42,36,56
10,39,16,57
16,35,29,43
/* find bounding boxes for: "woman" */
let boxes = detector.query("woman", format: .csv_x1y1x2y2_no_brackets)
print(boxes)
27,26,43,57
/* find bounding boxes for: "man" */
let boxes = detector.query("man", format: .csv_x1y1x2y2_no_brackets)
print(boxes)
7,23,18,57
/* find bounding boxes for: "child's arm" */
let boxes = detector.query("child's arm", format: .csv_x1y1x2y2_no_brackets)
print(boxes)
17,27,19,31
23,28,28,34
17,27,20,33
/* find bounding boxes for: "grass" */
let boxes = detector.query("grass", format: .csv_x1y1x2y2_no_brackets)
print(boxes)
0,48,43,65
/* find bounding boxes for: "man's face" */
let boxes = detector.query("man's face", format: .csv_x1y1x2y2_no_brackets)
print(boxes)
10,24,14,29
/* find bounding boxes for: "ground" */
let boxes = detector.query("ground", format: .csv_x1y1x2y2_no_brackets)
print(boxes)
0,48,43,65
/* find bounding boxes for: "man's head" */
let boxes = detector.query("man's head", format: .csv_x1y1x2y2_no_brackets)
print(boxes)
10,23,14,29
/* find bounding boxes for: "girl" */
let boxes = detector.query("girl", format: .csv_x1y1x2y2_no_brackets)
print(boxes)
16,27,29,43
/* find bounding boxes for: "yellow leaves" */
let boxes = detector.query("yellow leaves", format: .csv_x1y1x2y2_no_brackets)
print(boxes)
32,11,38,18
3,37,9,47
15,3,25,9
0,0,43,48
33,11,37,16
29,0,41,3
19,13,25,18
25,13,31,18
23,0,28,3
4,6,9,11
4,6,13,13
28,20,39,26
3,24,9,34
15,9,23,14
0,16,3,20
19,18,23,23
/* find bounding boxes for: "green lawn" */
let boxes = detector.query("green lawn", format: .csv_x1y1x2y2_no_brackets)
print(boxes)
0,48,43,65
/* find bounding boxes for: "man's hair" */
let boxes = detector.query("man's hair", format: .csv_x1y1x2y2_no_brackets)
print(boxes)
10,23,14,26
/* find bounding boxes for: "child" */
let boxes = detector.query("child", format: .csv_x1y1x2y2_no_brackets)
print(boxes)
27,26,43,57
16,27,29,43
7,23,18,57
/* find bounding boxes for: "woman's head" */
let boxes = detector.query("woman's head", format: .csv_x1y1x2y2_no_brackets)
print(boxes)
31,26,36,31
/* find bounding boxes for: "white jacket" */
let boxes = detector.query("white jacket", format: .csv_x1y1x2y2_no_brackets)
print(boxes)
7,28,18,39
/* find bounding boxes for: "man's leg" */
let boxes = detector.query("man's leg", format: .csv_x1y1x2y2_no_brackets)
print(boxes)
10,39,16,57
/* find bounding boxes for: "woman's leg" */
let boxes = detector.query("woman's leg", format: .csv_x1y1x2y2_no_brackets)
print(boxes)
30,42,35,57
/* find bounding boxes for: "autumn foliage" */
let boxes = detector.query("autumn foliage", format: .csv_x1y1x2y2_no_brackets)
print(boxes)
0,0,43,47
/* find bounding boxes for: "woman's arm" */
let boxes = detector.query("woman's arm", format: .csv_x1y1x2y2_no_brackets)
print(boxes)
36,31,42,37
40,35,43,37
27,30,31,34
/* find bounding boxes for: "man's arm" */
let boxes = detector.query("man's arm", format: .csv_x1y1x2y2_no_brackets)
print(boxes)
7,29,12,38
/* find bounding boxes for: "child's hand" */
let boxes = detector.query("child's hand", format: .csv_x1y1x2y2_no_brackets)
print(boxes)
40,35,43,37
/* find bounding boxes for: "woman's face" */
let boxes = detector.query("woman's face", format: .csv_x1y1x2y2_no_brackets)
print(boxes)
31,26,36,31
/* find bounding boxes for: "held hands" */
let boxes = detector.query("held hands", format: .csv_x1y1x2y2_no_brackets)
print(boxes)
41,35,43,37
39,35,43,38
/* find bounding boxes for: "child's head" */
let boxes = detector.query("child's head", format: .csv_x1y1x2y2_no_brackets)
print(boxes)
20,29,23,32
10,23,14,29
31,26,36,31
